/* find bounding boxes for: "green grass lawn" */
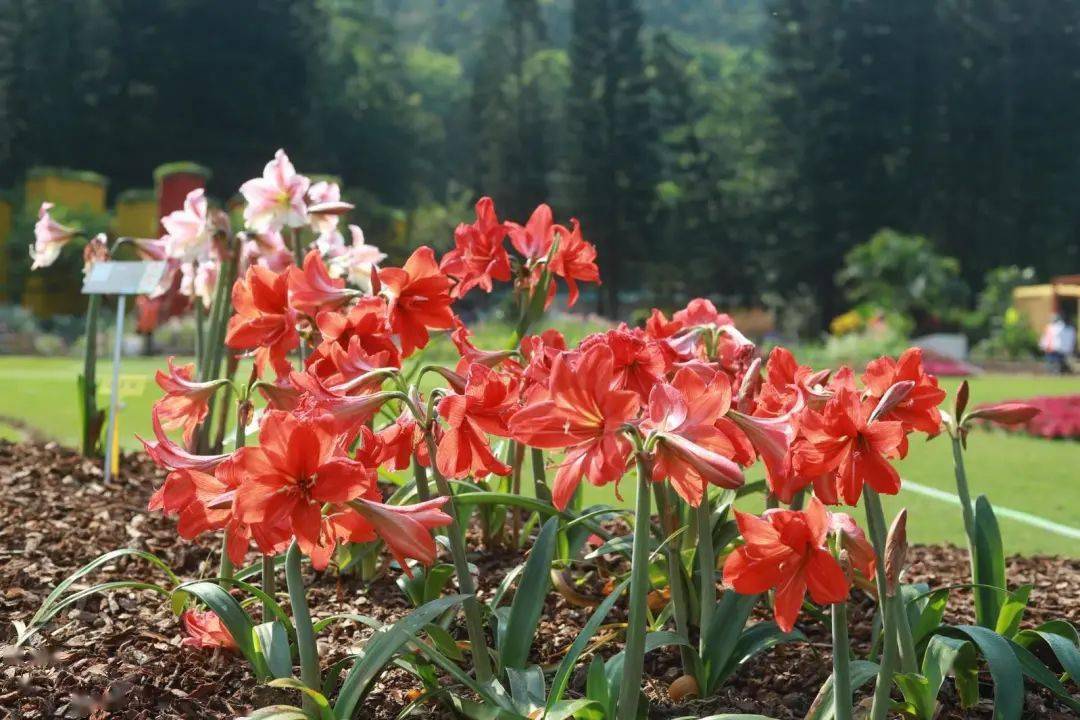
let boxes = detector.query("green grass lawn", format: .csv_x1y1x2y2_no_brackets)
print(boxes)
0,349,1077,555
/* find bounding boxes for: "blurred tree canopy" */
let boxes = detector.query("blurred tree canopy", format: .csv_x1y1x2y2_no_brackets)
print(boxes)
0,0,1077,324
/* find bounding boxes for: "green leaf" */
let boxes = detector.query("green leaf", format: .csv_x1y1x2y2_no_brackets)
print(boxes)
910,588,949,646
1008,639,1080,713
23,548,179,640
585,654,609,712
700,591,758,692
424,622,464,662
804,660,879,720
721,622,806,690
972,496,1006,629
334,594,466,719
506,665,546,709
255,621,294,679
546,578,630,710
184,576,294,634
544,699,604,720
643,630,690,654
177,581,267,679
898,634,978,719
501,517,558,670
489,564,525,610
312,613,382,635
994,584,1032,639
944,625,1024,720
18,580,171,645
269,678,334,719
894,673,934,720
1015,621,1080,683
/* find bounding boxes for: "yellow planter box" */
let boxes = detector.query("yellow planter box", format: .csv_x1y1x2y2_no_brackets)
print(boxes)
112,189,159,239
25,167,108,213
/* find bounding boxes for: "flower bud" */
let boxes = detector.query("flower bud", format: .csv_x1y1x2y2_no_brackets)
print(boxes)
884,509,908,598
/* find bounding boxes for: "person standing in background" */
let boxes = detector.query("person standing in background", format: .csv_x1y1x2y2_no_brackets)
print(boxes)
1040,313,1075,374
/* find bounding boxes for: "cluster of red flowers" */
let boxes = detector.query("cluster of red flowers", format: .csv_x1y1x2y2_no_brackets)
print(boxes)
143,183,950,638
144,196,601,572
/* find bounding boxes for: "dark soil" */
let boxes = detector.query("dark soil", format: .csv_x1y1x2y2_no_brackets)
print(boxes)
0,441,1077,719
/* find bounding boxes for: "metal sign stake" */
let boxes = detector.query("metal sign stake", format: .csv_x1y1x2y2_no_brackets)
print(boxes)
82,260,167,480
103,294,126,484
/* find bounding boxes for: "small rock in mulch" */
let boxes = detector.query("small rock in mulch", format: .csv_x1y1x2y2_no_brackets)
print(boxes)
0,441,1077,719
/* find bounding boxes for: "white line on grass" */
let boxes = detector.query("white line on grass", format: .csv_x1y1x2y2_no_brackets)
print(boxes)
903,479,1080,541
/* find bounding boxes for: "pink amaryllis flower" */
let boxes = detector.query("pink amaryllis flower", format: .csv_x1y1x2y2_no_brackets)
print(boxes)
327,225,386,292
307,180,352,236
162,189,210,260
30,202,76,270
138,409,230,472
240,149,311,233
643,367,745,506
153,357,227,445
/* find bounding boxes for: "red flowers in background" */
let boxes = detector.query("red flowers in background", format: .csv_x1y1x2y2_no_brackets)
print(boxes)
378,247,455,356
153,357,225,445
723,497,853,632
226,265,298,377
794,388,908,506
441,197,511,298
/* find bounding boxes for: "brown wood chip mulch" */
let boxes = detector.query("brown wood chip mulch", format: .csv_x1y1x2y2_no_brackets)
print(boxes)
0,440,1077,719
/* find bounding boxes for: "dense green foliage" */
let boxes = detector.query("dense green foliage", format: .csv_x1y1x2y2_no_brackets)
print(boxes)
1,0,1076,321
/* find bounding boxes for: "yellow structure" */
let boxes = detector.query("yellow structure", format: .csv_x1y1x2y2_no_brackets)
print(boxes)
24,166,107,212
112,189,158,238
1012,276,1080,333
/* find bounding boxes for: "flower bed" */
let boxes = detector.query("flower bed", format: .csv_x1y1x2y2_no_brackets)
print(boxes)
14,149,1080,720
975,395,1080,439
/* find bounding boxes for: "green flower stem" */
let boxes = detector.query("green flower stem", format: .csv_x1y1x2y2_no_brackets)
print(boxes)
218,536,234,579
81,293,101,456
531,447,551,502
194,300,204,371
831,599,853,720
510,441,525,545
422,434,494,684
864,488,899,720
695,493,716,657
412,453,432,501
261,555,276,622
891,592,918,674
618,454,653,720
950,435,978,556
653,484,697,679
285,541,321,707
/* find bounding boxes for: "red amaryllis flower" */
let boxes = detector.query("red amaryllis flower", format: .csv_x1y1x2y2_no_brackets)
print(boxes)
722,497,850,632
313,296,401,370
138,410,229,472
643,367,745,506
862,348,946,435
307,334,395,390
290,371,395,443
727,407,802,504
520,329,567,393
377,410,429,470
752,346,828,417
233,411,378,558
507,203,554,262
580,328,667,399
181,609,237,651
793,387,908,506
288,249,355,316
441,196,511,298
831,512,877,584
153,357,225,445
436,364,518,479
673,298,733,328
225,265,299,378
510,344,640,509
378,246,455,356
346,497,452,574
450,318,516,375
549,219,599,307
